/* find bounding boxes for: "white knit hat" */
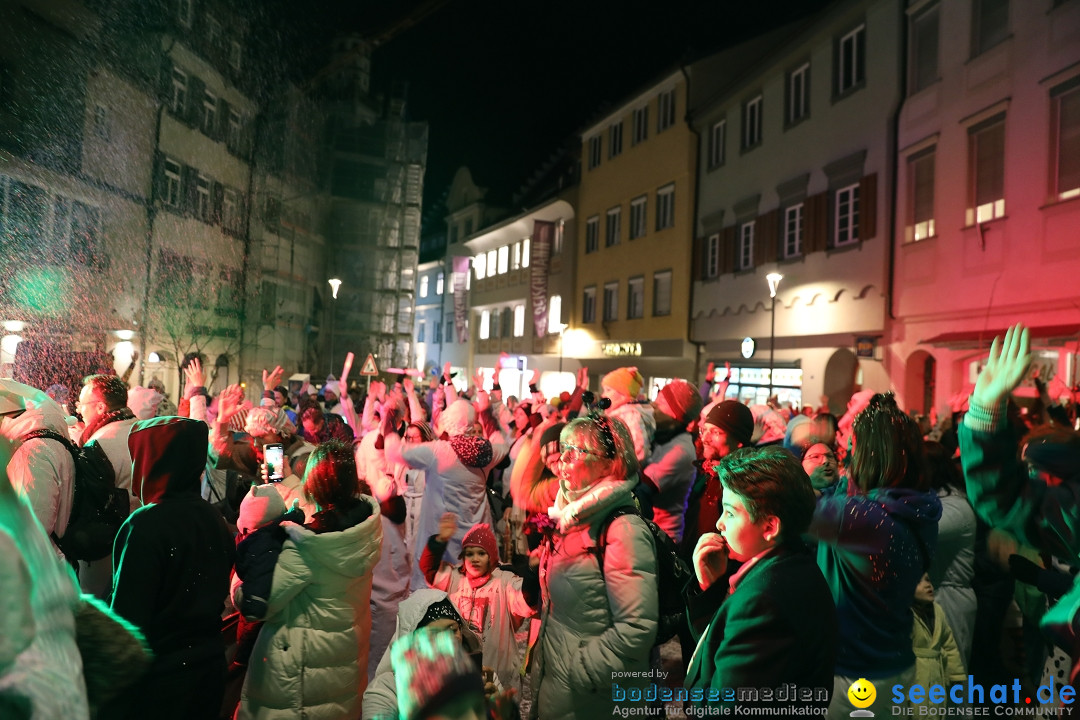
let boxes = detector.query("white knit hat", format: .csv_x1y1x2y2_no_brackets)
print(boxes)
237,484,286,534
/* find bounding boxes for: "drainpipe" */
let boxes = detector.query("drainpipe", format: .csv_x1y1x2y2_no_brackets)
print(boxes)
681,61,707,384
887,1,909,323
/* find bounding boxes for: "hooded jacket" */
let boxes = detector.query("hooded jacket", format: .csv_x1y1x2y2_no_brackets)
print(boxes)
810,483,941,677
235,495,382,720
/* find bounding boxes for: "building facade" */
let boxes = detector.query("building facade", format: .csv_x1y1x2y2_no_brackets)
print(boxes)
889,0,1080,413
690,0,902,413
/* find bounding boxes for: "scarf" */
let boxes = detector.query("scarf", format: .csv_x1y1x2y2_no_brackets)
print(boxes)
548,475,636,533
81,406,136,446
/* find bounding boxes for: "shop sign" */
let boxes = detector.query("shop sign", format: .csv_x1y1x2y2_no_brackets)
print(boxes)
602,342,642,357
855,336,877,359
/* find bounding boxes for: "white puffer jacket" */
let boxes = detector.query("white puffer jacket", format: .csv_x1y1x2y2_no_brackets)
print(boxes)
532,476,658,720
235,496,382,720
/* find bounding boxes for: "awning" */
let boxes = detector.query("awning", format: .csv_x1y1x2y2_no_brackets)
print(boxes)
919,324,1080,348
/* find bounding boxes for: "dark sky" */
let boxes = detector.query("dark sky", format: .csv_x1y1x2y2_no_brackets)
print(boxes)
300,0,835,224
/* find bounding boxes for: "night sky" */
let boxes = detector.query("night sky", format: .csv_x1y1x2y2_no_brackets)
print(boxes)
295,0,835,222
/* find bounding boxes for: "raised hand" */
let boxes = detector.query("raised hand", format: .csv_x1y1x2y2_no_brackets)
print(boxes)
403,377,415,396
217,384,245,425
475,389,491,413
972,324,1031,408
262,365,284,392
693,532,729,591
437,512,458,542
442,361,452,382
705,362,715,382
576,366,589,390
183,356,205,390
472,368,485,391
721,361,731,381
530,369,540,386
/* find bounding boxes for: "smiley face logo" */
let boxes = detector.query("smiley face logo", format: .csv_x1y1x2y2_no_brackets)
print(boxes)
847,678,876,710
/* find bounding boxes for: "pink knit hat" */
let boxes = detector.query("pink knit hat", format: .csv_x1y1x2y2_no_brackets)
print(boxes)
655,379,702,425
237,484,286,534
460,523,499,564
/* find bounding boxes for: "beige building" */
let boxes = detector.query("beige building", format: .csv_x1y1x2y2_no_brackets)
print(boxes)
574,70,698,397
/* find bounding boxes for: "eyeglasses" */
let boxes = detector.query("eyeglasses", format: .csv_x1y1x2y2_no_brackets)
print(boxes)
404,432,423,442
560,444,601,460
805,451,837,463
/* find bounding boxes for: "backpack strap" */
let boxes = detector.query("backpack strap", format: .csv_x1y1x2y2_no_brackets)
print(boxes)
589,505,638,579
19,429,80,549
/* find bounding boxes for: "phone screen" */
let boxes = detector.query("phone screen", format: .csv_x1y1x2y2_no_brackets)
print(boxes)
264,444,285,482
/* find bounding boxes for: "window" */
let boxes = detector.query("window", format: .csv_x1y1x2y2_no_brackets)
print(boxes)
434,320,442,342
605,206,621,247
609,121,623,158
742,95,762,150
968,115,1005,224
709,120,726,168
603,282,619,322
69,201,101,267
585,216,600,253
445,320,454,343
170,67,187,115
658,89,676,132
486,249,496,276
837,24,866,96
656,184,675,230
783,203,804,257
521,237,530,267
511,241,521,270
548,296,562,334
553,221,564,255
228,108,242,150
630,196,648,239
497,245,509,274
418,322,425,342
207,15,220,47
705,233,720,279
972,0,1008,58
419,275,429,297
627,277,644,319
202,89,217,135
633,106,649,145
196,174,211,221
787,63,810,125
230,40,242,71
514,305,525,337
164,159,182,207
653,271,672,316
178,0,192,27
835,183,860,245
1052,80,1080,201
583,286,596,323
223,188,241,233
501,308,513,338
464,218,474,237
479,310,491,340
436,272,445,295
738,222,755,269
910,4,940,94
908,147,936,241
93,105,109,140
473,253,486,279
588,136,602,170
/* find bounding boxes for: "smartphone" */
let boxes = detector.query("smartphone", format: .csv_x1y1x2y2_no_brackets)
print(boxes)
264,443,285,482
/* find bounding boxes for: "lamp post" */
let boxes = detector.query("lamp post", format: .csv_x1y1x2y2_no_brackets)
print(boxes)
766,273,782,400
328,278,341,376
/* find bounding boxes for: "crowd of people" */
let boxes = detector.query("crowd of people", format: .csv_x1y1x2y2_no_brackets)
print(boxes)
2,324,1080,720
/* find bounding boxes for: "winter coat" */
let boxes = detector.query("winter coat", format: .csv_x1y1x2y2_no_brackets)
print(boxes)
0,488,89,720
928,489,976,667
235,506,307,621
420,538,538,690
607,401,655,467
532,475,658,720
810,483,941,678
235,495,383,720
912,602,966,691
642,430,696,543
0,380,76,545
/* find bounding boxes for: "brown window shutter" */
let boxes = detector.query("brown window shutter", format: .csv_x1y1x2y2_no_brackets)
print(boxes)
804,191,829,254
720,226,737,274
756,209,780,264
859,173,877,241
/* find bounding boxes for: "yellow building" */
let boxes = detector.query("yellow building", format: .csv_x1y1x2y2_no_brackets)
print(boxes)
574,69,698,395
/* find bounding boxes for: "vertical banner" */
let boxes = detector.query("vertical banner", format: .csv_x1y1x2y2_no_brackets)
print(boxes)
530,220,554,339
453,255,470,343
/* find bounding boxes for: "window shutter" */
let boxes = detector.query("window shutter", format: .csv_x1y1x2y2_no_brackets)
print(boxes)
755,209,780,264
211,182,224,225
182,165,198,213
858,173,877,241
720,226,738,274
804,192,829,254
187,76,204,127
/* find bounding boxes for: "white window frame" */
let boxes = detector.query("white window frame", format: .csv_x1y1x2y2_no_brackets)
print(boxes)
633,105,649,145
419,275,429,297
653,271,672,317
705,233,720,279
605,206,621,247
967,114,1006,225
835,183,861,246
228,108,242,149
656,184,675,231
497,245,509,275
230,40,242,71
164,158,182,207
196,174,211,221
486,249,497,276
588,135,602,170
658,89,676,132
627,277,644,320
521,237,530,267
479,310,491,340
609,121,623,158
207,15,220,47
223,188,240,232
630,196,648,239
908,147,936,241
739,222,755,270
436,271,445,295
583,286,596,323
783,203,804,258
473,253,486,280
171,67,188,115
418,322,425,343
513,305,525,337
547,295,562,334
202,89,217,135
511,241,521,270
709,119,726,168
585,216,600,253
603,282,619,322
788,62,810,125
178,0,192,27
553,220,564,255
742,95,762,149
1053,82,1080,201
838,24,866,95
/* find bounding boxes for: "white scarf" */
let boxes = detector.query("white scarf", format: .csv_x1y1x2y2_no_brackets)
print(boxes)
548,475,636,534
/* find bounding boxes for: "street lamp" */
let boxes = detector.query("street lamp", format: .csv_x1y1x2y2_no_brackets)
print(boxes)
555,323,568,375
766,273,783,400
328,278,342,376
